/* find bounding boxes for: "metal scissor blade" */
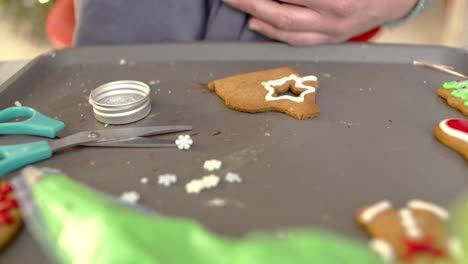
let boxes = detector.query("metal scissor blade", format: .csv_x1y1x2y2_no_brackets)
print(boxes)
83,137,176,148
49,125,192,151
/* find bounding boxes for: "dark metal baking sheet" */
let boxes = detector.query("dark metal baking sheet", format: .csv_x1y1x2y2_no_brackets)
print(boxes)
0,43,467,263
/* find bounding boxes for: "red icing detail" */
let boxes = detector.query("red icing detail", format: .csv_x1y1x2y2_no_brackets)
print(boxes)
446,119,468,133
0,183,18,225
403,238,446,260
0,214,14,225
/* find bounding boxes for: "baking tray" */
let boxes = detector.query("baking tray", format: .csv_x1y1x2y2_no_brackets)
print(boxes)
0,43,467,263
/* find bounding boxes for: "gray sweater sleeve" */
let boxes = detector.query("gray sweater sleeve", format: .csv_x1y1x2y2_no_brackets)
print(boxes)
73,0,269,46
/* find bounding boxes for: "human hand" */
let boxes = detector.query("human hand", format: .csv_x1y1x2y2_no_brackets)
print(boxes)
223,0,419,45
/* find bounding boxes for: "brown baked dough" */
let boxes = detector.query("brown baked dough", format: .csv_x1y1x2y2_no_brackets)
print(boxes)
356,200,456,263
434,119,468,160
437,87,468,116
208,67,319,120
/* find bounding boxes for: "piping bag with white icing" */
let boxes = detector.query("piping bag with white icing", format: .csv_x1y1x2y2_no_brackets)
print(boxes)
11,166,384,264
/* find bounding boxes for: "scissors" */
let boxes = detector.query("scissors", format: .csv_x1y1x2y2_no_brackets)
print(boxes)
0,106,192,175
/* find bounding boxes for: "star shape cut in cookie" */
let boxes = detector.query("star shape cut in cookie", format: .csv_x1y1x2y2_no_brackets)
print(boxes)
207,67,320,120
261,74,317,103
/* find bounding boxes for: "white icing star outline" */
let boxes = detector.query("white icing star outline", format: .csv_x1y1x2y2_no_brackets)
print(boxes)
261,74,317,103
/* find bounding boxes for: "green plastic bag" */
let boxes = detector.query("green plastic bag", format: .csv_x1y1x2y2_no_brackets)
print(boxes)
12,166,384,264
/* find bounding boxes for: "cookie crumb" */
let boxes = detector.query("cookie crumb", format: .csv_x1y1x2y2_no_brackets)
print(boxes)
119,59,126,65
203,159,222,171
14,100,22,106
89,161,96,166
225,172,242,183
264,132,271,137
120,191,140,204
158,174,177,187
140,177,149,184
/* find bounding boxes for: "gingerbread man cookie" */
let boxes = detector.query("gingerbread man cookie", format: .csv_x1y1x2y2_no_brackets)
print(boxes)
435,119,468,160
0,181,22,251
438,80,468,116
356,200,462,263
208,67,320,120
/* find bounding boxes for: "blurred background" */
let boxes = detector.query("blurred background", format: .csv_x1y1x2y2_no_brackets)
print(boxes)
0,0,466,61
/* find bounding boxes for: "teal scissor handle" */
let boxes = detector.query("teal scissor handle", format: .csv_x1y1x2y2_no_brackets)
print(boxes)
0,141,52,176
0,106,65,138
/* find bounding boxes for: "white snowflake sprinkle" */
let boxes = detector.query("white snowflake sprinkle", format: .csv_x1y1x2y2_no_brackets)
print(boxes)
175,135,193,150
120,191,140,204
225,172,242,183
119,59,127,65
203,159,222,171
264,132,271,137
140,177,149,184
158,174,177,187
202,175,220,189
185,179,205,194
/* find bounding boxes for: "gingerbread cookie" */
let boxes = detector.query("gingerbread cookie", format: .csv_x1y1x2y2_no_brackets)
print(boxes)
435,119,468,159
208,67,319,120
0,181,22,251
356,200,462,263
438,80,468,116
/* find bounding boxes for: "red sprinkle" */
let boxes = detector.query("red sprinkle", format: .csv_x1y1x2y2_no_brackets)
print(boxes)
190,132,200,137
0,214,14,225
212,131,222,136
79,118,86,123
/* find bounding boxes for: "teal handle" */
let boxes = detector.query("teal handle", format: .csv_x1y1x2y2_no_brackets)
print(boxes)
0,141,52,176
0,106,65,138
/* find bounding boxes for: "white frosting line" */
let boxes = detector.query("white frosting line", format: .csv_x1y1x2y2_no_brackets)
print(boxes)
261,74,317,103
407,200,449,220
369,239,395,262
360,200,392,223
399,208,422,239
439,119,468,143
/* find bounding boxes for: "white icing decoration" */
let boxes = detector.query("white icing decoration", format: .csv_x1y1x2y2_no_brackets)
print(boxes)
399,208,422,239
202,175,220,189
120,191,140,204
360,200,392,223
407,200,449,220
261,74,317,103
225,172,242,183
175,134,193,150
158,174,177,187
185,179,205,194
203,159,222,171
439,119,468,143
369,239,395,262
447,237,464,260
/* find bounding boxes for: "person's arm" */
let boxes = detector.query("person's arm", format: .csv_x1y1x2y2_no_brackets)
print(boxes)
223,0,434,46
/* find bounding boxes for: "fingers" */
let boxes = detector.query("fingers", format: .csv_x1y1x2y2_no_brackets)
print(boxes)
248,18,345,46
279,0,360,18
223,0,337,34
